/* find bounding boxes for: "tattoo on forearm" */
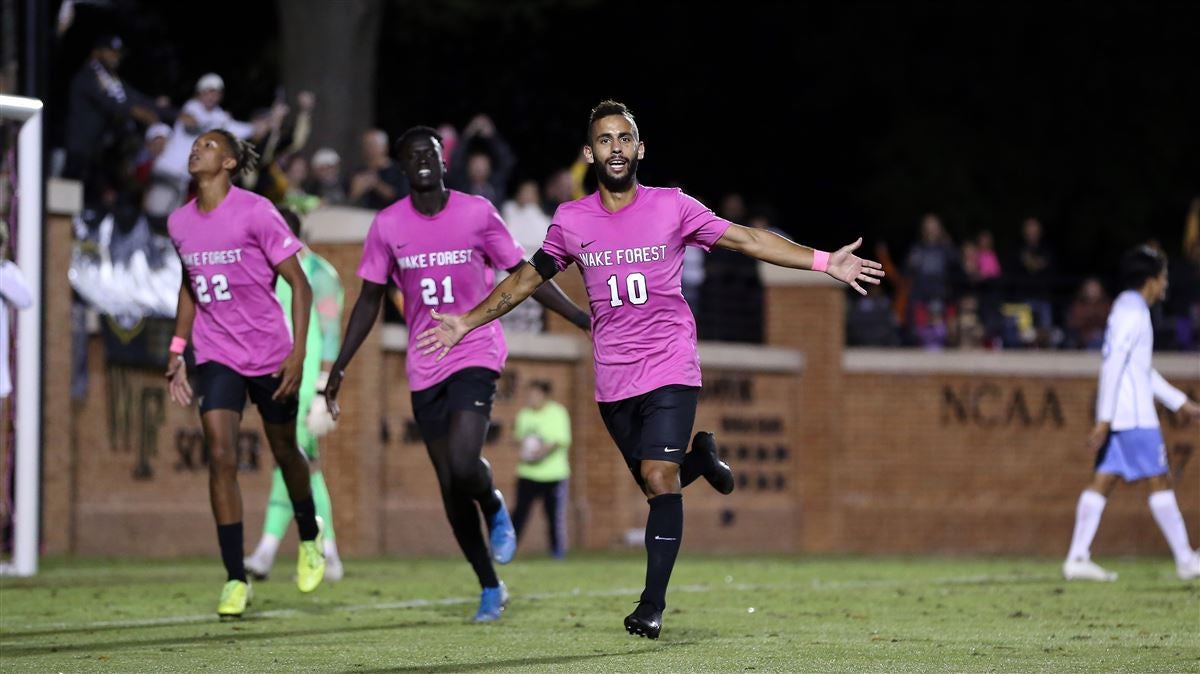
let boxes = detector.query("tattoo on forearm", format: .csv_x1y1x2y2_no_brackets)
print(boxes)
486,292,514,316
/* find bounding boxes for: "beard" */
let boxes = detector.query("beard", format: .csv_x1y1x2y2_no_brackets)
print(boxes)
595,155,639,192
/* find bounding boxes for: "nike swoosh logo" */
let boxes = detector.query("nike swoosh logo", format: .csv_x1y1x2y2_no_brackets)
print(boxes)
663,447,681,453
473,401,486,406
581,240,597,248
654,536,678,541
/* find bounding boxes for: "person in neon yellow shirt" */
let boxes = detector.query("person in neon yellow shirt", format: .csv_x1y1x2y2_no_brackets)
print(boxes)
510,380,571,558
245,208,345,580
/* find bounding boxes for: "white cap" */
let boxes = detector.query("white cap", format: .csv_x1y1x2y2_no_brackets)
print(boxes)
311,147,340,168
144,123,171,142
195,72,225,92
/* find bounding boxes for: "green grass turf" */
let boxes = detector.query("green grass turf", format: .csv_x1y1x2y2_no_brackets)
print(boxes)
1,554,1196,673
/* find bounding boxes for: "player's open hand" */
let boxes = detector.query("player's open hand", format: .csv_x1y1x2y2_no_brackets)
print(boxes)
415,309,469,362
272,349,305,401
1085,421,1111,454
165,354,192,407
827,237,885,295
324,369,344,420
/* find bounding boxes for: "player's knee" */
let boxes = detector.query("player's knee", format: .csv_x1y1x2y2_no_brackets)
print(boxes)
640,464,680,497
450,462,487,494
208,443,238,475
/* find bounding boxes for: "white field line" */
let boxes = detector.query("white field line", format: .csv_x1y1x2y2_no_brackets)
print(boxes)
0,573,1054,637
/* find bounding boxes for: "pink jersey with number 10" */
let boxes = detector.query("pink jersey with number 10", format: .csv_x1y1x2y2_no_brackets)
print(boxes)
168,186,303,376
541,185,731,402
358,190,526,391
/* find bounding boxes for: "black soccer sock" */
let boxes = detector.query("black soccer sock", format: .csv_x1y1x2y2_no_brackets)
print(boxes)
217,522,247,583
680,448,712,488
292,495,320,541
476,467,502,519
641,493,683,610
445,491,500,588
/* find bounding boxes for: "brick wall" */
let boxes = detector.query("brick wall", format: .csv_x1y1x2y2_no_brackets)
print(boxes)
38,201,1200,558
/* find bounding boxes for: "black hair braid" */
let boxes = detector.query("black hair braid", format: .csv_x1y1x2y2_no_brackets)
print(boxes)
211,128,261,177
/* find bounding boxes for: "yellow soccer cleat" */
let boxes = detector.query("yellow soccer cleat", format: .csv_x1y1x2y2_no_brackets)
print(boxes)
217,579,252,618
297,515,326,593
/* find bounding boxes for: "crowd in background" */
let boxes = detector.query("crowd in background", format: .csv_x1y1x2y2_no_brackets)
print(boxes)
50,34,1200,354
849,209,1200,352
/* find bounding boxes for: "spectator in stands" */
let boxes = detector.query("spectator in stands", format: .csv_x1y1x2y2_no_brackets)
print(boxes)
845,291,901,346
134,123,170,191
280,155,321,215
963,229,1004,340
63,34,165,206
304,148,348,206
447,114,516,208
1158,198,1200,351
349,129,407,210
151,73,284,213
904,214,961,342
248,91,316,205
1066,277,1111,350
948,294,987,349
498,180,551,333
747,203,790,240
502,179,552,254
1007,216,1058,332
700,193,763,342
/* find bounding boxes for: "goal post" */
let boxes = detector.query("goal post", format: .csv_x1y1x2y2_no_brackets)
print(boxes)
0,94,44,577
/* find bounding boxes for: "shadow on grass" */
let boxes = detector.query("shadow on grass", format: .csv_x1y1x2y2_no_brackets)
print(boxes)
351,641,697,673
1,617,437,657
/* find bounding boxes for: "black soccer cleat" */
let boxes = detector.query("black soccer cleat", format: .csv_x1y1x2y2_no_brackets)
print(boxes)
692,431,735,495
624,601,663,639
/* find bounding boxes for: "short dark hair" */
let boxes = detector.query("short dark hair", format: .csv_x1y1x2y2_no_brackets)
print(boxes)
395,125,442,156
208,128,260,177
588,99,636,141
1119,245,1166,290
530,380,552,395
278,207,303,238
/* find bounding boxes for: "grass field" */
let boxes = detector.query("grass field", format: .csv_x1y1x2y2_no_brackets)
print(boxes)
1,554,1197,673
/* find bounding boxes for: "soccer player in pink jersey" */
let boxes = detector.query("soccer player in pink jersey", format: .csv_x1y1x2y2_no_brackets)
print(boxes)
418,101,885,639
165,130,326,618
323,126,589,622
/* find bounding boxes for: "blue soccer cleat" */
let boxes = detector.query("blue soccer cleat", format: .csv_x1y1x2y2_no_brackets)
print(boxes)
487,490,517,564
473,581,509,622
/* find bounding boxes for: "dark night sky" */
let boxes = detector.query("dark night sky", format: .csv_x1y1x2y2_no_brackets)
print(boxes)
49,0,1200,277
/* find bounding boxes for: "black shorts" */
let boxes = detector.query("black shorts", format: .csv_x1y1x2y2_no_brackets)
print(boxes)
195,360,298,425
411,367,499,441
598,384,700,481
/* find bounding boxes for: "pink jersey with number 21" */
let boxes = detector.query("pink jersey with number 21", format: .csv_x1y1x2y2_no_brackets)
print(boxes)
168,186,303,376
358,191,525,391
541,185,731,402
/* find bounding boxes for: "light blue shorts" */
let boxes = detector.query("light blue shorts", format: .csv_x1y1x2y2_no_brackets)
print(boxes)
1095,428,1168,481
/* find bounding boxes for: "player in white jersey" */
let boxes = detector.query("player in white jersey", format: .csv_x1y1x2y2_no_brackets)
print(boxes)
1063,246,1200,581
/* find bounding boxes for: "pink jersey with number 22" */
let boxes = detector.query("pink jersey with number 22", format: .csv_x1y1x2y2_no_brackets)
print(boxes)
168,186,303,376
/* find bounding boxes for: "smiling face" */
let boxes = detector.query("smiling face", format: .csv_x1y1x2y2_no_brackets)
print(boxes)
584,113,644,192
398,134,446,192
188,131,237,178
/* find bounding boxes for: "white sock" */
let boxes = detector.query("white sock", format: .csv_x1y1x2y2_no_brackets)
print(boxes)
1149,490,1193,565
250,533,281,564
1067,490,1106,561
324,538,340,562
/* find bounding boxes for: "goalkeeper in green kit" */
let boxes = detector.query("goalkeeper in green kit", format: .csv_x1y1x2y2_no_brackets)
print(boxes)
245,208,345,581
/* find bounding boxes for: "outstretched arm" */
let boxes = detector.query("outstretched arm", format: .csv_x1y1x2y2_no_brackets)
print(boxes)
415,261,547,360
324,280,386,419
506,263,590,331
714,224,884,295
